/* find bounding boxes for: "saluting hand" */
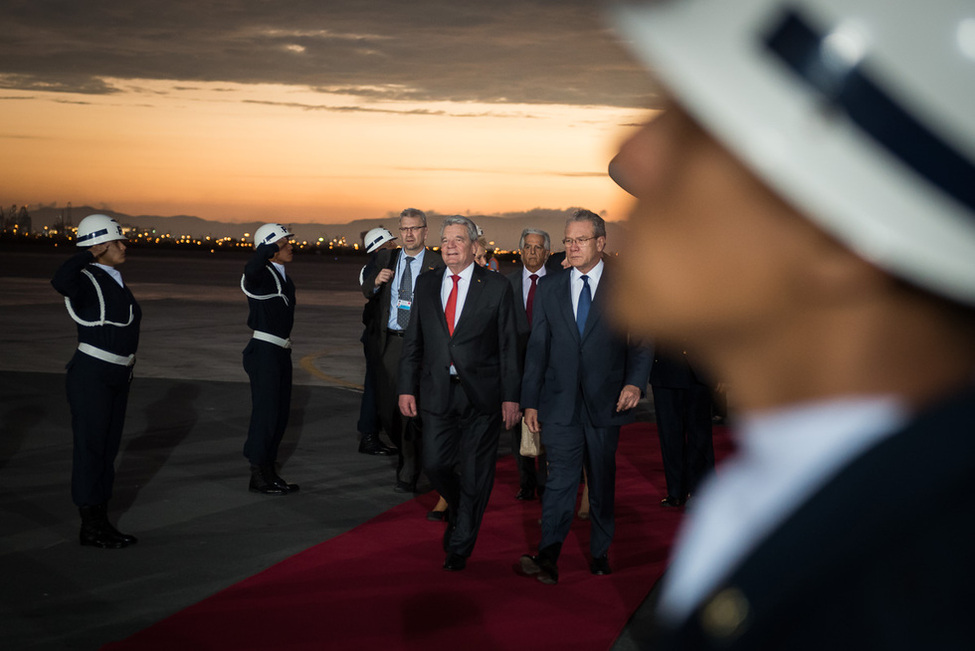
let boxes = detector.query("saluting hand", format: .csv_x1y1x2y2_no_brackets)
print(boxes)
375,268,394,287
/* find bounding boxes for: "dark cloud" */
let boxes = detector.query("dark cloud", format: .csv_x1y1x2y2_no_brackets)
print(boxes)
0,0,657,108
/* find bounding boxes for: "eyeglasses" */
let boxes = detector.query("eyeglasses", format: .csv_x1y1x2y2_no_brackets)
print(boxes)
562,236,597,247
400,226,426,233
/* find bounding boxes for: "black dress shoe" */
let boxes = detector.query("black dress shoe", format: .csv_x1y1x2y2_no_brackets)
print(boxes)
394,481,416,494
249,465,292,495
443,553,467,571
515,488,536,501
590,556,612,575
79,505,133,549
427,510,448,522
660,496,686,508
519,554,559,585
358,433,396,456
268,466,300,493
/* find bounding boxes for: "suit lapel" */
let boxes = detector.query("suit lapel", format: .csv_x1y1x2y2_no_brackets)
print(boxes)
555,272,580,343
581,268,605,340
453,265,486,336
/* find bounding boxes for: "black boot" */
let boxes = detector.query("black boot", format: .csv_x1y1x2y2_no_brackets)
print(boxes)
249,465,294,495
358,432,396,456
79,504,134,549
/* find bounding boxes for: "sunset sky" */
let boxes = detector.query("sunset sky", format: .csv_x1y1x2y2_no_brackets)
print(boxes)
0,0,659,225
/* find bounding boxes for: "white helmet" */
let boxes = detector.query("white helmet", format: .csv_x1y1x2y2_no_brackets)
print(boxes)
253,223,294,249
76,214,126,247
364,227,396,253
612,0,975,304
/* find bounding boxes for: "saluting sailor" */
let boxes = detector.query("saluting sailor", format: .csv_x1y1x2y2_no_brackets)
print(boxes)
51,214,141,549
241,223,300,495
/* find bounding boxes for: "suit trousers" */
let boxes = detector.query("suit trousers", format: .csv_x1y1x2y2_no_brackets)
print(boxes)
242,339,292,466
378,332,421,486
422,381,502,558
65,352,132,507
651,384,714,500
539,399,619,560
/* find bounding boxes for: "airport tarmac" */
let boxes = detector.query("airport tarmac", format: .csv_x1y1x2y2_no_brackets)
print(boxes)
0,247,656,650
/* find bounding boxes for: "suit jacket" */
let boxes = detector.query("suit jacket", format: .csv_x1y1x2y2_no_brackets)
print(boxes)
652,384,975,650
360,247,442,361
521,266,652,428
506,268,535,361
650,347,711,389
399,264,521,416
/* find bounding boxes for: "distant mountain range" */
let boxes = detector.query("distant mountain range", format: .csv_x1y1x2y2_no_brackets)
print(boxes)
24,205,630,252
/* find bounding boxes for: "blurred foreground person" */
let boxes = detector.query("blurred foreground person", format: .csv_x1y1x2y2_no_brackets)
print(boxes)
52,214,141,548
241,223,300,495
609,0,975,648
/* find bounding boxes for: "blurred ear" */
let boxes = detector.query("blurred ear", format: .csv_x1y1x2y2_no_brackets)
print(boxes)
799,225,891,305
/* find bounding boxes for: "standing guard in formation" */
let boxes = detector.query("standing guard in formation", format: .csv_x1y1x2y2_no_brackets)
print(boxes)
52,214,141,548
241,223,300,495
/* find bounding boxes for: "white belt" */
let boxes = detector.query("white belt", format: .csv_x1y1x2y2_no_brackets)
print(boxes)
78,343,136,367
252,330,292,349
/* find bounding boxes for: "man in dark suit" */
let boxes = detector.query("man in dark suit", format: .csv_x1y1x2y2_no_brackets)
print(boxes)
398,215,522,572
505,227,552,501
607,0,975,647
650,348,715,507
518,209,652,584
361,208,443,492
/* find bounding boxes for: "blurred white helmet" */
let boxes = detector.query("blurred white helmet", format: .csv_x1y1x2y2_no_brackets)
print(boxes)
612,0,975,304
364,227,396,253
253,223,294,249
76,214,126,247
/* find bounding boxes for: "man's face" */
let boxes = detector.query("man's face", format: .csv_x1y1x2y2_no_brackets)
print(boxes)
97,239,127,267
441,224,476,272
609,104,822,351
520,233,549,272
564,221,605,274
271,236,294,264
399,216,427,254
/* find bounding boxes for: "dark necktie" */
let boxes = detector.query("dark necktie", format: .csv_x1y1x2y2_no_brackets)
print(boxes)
445,274,461,336
576,274,591,336
397,256,415,329
526,273,538,326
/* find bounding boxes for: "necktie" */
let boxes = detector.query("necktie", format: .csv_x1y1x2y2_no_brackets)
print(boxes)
445,274,461,336
397,256,415,329
576,274,591,336
526,273,538,326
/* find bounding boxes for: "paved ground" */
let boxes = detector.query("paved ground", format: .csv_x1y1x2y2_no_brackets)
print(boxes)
0,247,658,650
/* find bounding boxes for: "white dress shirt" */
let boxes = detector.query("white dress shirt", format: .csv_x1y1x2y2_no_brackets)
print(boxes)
440,262,475,331
92,263,124,288
521,265,547,307
656,395,909,622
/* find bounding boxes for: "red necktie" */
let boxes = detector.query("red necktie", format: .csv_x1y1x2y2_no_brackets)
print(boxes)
445,274,461,336
526,273,538,325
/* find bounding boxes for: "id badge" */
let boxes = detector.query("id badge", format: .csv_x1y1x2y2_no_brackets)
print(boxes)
396,299,412,312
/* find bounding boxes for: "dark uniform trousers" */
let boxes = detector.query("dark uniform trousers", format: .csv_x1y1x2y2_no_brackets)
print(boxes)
539,397,619,560
652,383,714,500
378,331,422,486
243,339,293,466
422,379,502,558
66,352,133,507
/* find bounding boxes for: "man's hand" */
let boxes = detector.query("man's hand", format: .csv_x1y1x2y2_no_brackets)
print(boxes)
502,401,521,430
375,268,394,287
524,407,541,434
616,384,641,412
399,394,418,418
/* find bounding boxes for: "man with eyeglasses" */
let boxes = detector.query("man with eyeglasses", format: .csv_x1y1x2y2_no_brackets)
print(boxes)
361,208,443,493
517,209,652,584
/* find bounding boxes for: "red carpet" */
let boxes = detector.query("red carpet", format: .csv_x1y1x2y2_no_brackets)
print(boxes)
104,423,731,651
